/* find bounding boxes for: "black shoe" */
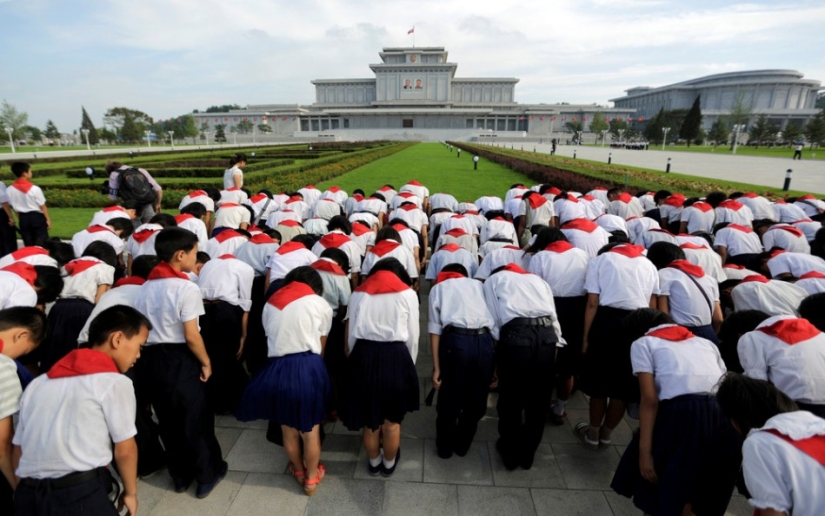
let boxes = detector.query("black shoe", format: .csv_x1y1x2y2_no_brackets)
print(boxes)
381,448,400,477
437,448,453,459
496,439,519,471
520,453,535,470
196,461,228,499
367,459,382,476
173,477,193,494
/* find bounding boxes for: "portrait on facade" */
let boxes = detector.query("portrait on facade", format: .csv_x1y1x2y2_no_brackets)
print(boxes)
415,79,423,89
403,79,412,89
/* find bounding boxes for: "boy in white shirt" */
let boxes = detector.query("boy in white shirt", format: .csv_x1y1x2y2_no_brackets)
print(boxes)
6,162,50,246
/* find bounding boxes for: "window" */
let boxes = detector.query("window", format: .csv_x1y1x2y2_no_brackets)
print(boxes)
344,118,350,128
403,119,414,128
300,119,309,131
466,118,474,129
331,119,340,129
321,119,329,131
311,119,319,131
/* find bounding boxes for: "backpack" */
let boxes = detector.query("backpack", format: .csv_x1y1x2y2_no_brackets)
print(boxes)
118,167,157,204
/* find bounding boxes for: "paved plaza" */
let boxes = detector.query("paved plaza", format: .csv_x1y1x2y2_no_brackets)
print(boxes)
135,283,752,516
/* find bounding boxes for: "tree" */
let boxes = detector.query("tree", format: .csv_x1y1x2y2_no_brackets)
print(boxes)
817,92,825,110
680,95,703,147
205,104,241,113
23,125,42,142
609,118,629,140
727,91,754,150
99,127,117,143
103,107,152,137
0,100,29,140
804,113,825,149
748,115,776,148
43,119,60,140
707,120,729,148
644,108,665,143
257,123,273,134
178,115,200,143
564,120,583,142
214,124,227,143
236,119,254,134
782,122,803,146
120,113,141,143
80,106,100,145
588,112,608,139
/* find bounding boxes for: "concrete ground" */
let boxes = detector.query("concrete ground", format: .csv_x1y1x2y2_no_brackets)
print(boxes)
135,284,753,516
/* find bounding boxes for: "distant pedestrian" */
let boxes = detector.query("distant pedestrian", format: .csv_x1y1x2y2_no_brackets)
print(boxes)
793,143,803,160
551,139,557,156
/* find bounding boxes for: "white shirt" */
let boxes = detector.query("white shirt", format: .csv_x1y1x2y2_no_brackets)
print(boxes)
89,207,131,227
213,204,251,230
198,256,254,311
399,183,429,203
0,270,38,309
796,273,825,296
441,215,478,237
355,198,387,218
390,225,420,256
390,206,428,232
480,218,517,245
297,186,322,207
631,325,726,400
767,252,825,278
737,194,776,220
594,214,628,235
265,244,318,282
773,202,808,223
322,188,348,205
680,203,716,234
179,191,215,213
0,247,58,269
793,219,823,242
219,188,249,206
638,229,679,249
585,247,659,310
61,258,115,303
608,197,645,220
794,197,825,218
391,193,422,210
428,277,495,334
175,215,209,249
234,237,279,276
742,411,825,516
681,245,726,283
723,264,760,281
659,203,683,226
0,181,8,204
7,181,46,213
482,268,564,341
656,266,719,327
204,231,248,259
314,261,351,316
738,315,825,403
263,289,332,357
732,279,808,316
425,247,478,280
311,231,363,274
134,274,205,344
435,231,478,258
347,287,419,360
503,197,525,219
561,219,611,257
14,371,137,479
312,199,342,221
627,217,661,244
77,284,142,344
714,225,764,256
245,193,278,222
474,196,504,214
223,165,243,189
524,197,555,227
303,218,329,236
0,354,21,420
527,244,590,298
763,225,811,254
349,223,376,256
580,197,606,220
126,223,163,259
71,226,125,258
430,193,459,213
714,201,754,227
267,209,302,227
475,246,527,280
360,240,419,279
504,187,529,202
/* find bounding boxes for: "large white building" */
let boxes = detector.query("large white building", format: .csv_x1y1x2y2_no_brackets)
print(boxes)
192,47,634,142
611,70,822,130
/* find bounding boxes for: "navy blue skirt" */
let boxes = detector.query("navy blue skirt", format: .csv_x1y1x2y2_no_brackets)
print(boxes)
340,340,420,431
685,324,720,345
611,394,742,516
41,298,95,373
235,351,330,433
554,295,586,378
582,306,638,401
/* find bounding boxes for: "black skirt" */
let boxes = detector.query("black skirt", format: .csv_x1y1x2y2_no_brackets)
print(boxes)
340,339,420,431
611,394,742,516
553,295,587,378
581,306,638,401
685,324,719,345
41,298,95,373
201,301,249,414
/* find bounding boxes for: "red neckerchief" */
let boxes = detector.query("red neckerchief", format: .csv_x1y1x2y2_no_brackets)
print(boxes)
723,264,744,270
547,187,562,195
319,233,352,249
351,222,372,236
436,271,465,284
563,218,598,233
64,259,101,276
276,241,307,255
719,200,744,211
616,192,633,204
544,241,574,253
47,349,119,379
649,228,674,235
215,229,243,243
400,204,419,212
775,200,787,204
609,244,646,258
398,192,416,199
646,325,695,341
352,194,365,202
189,189,207,197
773,225,805,238
741,192,759,199
464,210,480,215
268,281,315,310
493,216,507,222
131,228,158,243
502,263,529,274
218,254,236,260
445,228,468,238
0,262,36,286
668,259,705,277
285,196,303,204
148,262,189,281
663,194,685,207
378,186,393,192
278,220,301,228
792,219,814,224
250,233,276,245
763,429,825,466
799,271,825,280
741,274,770,284
113,276,146,288
626,216,639,221
328,186,341,193
581,195,596,201
10,246,48,259
391,224,409,234
758,318,821,344
226,187,241,192
691,202,713,213
356,270,410,294
438,243,462,253
564,194,578,203
303,185,316,190
250,193,268,204
770,249,786,259
371,240,401,257
680,242,707,250
102,206,126,214
220,203,240,209
311,258,347,276
174,214,195,225
407,180,423,187
526,196,547,209
12,178,34,194
799,195,818,201
727,224,754,234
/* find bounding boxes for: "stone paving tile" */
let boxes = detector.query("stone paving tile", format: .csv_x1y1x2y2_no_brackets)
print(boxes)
551,443,622,491
354,437,424,482
318,433,361,479
423,439,493,486
399,405,438,440
530,488,614,516
382,482,459,516
215,415,268,430
215,426,242,460
415,353,434,377
147,471,246,516
225,472,309,516
304,477,386,516
225,429,288,473
488,442,566,489
603,490,641,516
725,495,753,516
565,408,634,446
457,485,537,516
136,473,176,515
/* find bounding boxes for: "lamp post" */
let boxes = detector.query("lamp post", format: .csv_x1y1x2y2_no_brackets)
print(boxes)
5,127,15,153
204,131,211,146
601,130,607,147
144,130,152,148
81,129,91,150
168,131,174,150
731,124,745,154
661,127,671,151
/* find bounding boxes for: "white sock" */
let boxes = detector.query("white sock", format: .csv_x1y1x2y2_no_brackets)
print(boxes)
369,455,382,468
553,399,567,416
382,456,396,469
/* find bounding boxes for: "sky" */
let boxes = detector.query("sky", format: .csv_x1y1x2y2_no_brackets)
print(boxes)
1,0,823,133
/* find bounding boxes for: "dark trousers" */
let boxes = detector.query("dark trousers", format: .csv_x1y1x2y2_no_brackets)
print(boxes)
793,150,802,160
496,324,556,468
436,331,495,456
14,470,117,516
18,211,48,247
201,301,249,414
133,345,223,485
125,368,167,477
0,209,17,258
243,275,269,376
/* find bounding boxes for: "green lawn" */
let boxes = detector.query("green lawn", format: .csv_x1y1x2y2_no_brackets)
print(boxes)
47,207,99,239
316,142,533,201
616,144,823,160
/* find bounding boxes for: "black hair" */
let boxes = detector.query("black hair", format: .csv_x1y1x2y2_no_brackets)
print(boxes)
717,310,771,373
484,210,506,221
241,204,255,223
646,242,685,269
266,229,282,242
181,202,207,219
527,227,568,254
538,184,555,195
509,183,525,189
257,189,274,199
621,308,674,343
388,218,409,229
353,188,365,196
716,373,798,435
369,257,413,286
728,191,744,200
87,305,153,347
753,219,776,233
813,227,825,261
327,215,352,235
131,255,160,279
319,247,350,274
705,191,727,208
282,266,323,296
104,160,123,174
154,227,199,262
0,306,47,344
121,199,142,211
439,263,468,277
289,234,315,249
683,197,699,208
608,230,630,243
382,184,395,190
81,241,117,267
204,187,222,203
33,265,63,305
108,217,134,239
596,242,625,255
196,252,211,265
692,232,714,247
229,152,248,166
42,239,76,266
11,162,31,177
712,222,731,235
653,190,672,204
376,226,402,243
606,187,621,197
149,213,178,228
370,192,386,202
799,293,825,332
288,192,304,199
241,187,252,199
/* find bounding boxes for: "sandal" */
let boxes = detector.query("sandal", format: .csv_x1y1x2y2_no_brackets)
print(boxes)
304,463,326,496
574,422,599,451
288,462,306,486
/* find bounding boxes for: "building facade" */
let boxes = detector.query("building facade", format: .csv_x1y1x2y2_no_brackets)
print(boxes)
611,70,822,131
192,47,635,142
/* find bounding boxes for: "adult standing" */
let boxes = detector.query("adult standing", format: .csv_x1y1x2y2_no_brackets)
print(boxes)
223,153,247,190
105,161,163,224
793,142,803,160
